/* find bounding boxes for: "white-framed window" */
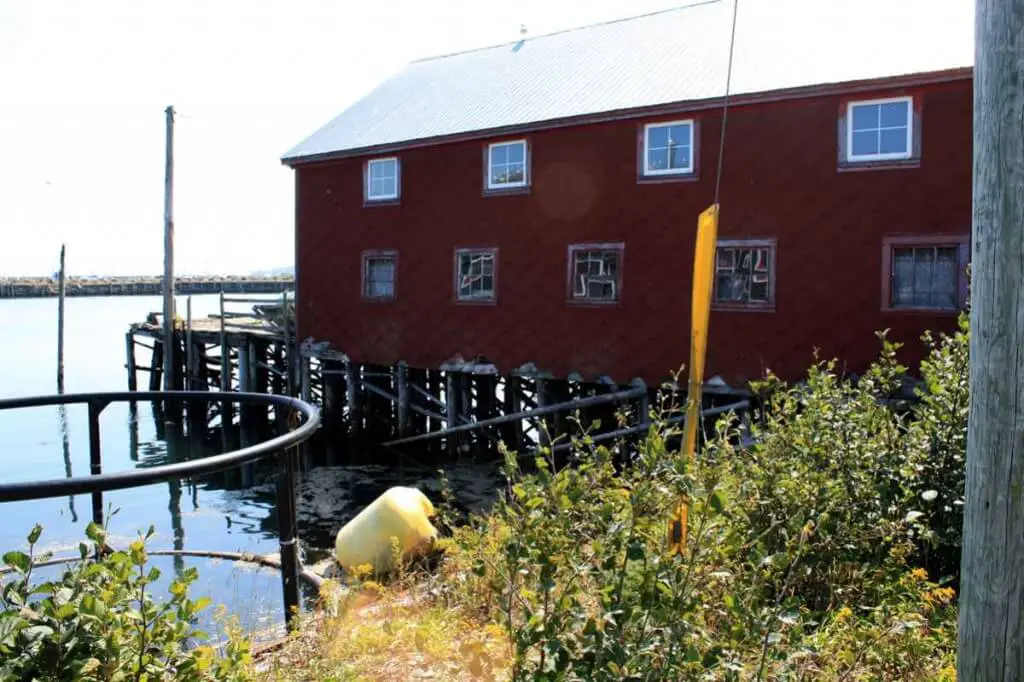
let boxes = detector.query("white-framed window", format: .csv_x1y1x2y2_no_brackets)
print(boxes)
568,243,623,303
846,97,913,162
455,248,497,302
362,250,397,300
365,157,399,202
486,140,528,189
643,120,694,176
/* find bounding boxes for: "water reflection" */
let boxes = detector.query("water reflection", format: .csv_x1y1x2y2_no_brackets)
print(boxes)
57,405,77,523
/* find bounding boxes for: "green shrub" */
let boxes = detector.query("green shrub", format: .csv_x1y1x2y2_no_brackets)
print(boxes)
439,323,966,680
0,520,252,681
907,311,969,580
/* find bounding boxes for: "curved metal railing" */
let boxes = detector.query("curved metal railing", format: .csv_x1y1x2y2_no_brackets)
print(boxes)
0,390,321,627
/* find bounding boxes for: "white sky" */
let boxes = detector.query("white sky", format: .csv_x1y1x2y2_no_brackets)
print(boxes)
0,0,692,277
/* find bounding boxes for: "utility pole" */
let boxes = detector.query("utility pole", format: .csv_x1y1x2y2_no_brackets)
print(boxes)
958,0,1024,678
162,105,175,392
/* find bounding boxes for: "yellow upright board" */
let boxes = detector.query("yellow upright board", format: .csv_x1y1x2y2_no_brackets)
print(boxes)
669,203,719,556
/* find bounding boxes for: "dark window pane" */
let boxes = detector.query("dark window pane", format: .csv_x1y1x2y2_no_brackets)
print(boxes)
717,248,735,270
750,278,769,302
669,145,690,169
647,147,669,170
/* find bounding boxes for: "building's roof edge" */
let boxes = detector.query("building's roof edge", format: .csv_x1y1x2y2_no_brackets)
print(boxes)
280,66,971,168
406,1,720,66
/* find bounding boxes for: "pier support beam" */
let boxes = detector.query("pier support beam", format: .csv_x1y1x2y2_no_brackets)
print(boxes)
396,361,409,436
501,375,524,452
125,332,138,392
345,361,361,440
445,371,462,456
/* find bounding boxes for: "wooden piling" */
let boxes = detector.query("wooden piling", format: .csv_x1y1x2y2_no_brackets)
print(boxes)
396,361,409,436
408,368,428,436
149,340,163,391
323,359,344,435
501,375,524,452
57,244,66,393
125,332,138,392
345,361,361,439
185,296,193,389
445,371,461,456
535,378,551,450
475,374,498,455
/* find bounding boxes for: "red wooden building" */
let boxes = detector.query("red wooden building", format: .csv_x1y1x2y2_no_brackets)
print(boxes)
282,0,974,393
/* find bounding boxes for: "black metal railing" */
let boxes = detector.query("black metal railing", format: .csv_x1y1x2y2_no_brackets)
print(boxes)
0,391,320,627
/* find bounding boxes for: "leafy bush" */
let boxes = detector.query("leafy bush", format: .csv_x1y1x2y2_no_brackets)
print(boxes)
438,321,967,680
907,311,969,580
0,520,252,681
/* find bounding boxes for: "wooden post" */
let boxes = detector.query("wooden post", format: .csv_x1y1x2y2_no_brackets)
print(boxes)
185,296,193,390
345,361,360,439
56,244,66,393
125,332,138,391
958,0,1024,676
396,361,409,436
281,291,293,396
446,371,460,456
162,105,176,392
502,375,524,451
632,378,649,430
149,340,163,391
535,378,551,450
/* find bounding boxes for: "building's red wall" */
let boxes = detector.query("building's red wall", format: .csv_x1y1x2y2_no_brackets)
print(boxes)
295,79,971,387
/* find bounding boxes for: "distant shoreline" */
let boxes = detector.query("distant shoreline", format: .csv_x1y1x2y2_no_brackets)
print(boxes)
0,276,294,299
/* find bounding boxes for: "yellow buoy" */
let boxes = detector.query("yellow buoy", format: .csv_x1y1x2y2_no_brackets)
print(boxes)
334,486,439,574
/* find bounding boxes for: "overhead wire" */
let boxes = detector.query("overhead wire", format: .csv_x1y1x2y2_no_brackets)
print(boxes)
713,0,741,208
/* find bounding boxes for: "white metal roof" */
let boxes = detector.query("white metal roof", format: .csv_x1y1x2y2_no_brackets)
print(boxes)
282,0,974,165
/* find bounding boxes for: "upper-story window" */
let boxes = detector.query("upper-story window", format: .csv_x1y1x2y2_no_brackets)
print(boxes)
362,250,397,301
365,157,400,202
568,243,623,304
846,97,913,163
642,120,694,176
486,140,528,190
455,248,497,303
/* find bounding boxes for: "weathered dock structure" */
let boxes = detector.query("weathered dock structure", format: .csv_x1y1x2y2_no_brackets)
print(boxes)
126,291,737,462
0,275,293,299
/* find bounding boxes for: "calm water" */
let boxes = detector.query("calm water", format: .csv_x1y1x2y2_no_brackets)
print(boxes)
0,294,502,642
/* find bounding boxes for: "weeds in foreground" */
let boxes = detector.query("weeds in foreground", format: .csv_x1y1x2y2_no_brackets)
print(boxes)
0,516,251,681
436,323,967,680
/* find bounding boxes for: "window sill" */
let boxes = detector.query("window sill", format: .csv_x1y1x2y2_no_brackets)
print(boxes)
837,158,920,173
454,297,497,306
482,185,531,197
637,171,699,185
362,297,396,304
566,298,622,307
881,306,961,315
363,198,401,208
712,302,775,313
